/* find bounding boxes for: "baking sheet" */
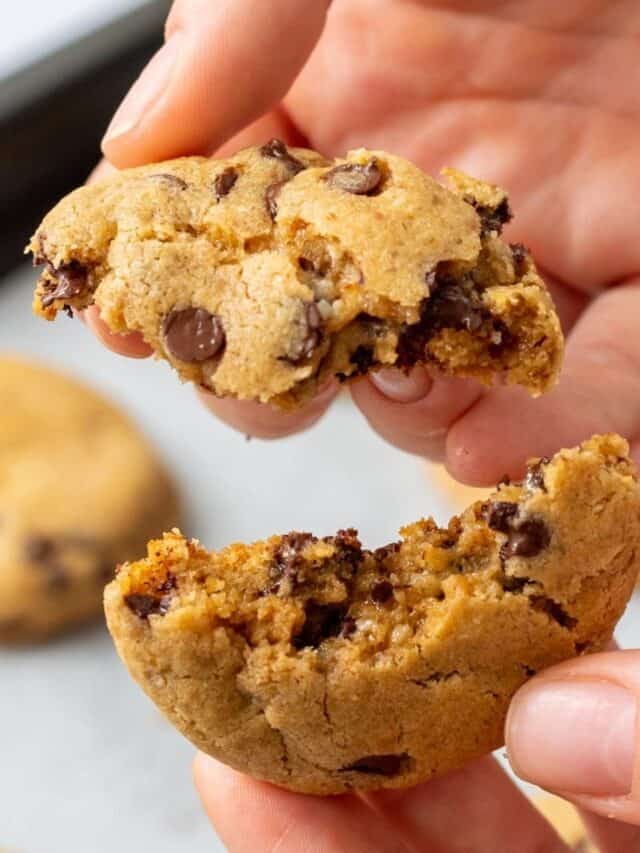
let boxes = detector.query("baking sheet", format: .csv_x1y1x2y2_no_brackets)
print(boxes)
1,264,637,851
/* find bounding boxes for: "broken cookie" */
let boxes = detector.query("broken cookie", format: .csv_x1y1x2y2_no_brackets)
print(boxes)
30,142,563,408
104,434,639,794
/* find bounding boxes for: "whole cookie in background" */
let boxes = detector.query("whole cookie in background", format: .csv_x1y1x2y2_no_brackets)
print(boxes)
106,435,639,795
534,795,597,851
30,142,563,408
0,355,179,643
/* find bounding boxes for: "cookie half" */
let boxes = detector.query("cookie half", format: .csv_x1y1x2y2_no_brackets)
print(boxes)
105,435,638,794
0,355,179,642
30,142,563,407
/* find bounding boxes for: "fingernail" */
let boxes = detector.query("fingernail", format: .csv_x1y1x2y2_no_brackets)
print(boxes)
103,33,183,144
370,366,432,403
507,679,636,796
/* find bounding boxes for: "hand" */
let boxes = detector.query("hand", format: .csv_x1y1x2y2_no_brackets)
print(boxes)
92,4,640,844
88,0,640,482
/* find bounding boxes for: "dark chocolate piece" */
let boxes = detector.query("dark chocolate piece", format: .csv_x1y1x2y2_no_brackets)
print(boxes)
163,308,226,363
324,160,382,196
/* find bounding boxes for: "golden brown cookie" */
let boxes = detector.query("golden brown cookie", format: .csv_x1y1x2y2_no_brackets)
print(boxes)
105,435,638,794
30,142,563,408
0,355,179,642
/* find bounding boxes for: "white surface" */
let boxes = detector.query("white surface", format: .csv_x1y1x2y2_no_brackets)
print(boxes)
0,264,638,851
2,0,153,78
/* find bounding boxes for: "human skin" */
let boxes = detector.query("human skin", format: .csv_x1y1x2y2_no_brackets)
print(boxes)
88,2,640,848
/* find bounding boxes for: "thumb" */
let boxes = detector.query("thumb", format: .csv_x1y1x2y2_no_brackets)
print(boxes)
506,649,640,825
102,0,331,167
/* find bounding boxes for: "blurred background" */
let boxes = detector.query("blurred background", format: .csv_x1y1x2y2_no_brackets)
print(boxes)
1,2,638,851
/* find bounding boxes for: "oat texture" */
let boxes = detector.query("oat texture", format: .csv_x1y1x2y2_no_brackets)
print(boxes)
105,435,638,794
0,355,179,642
30,142,563,407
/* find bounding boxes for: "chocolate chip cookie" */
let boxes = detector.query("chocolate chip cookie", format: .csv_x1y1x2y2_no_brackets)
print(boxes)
0,355,179,642
30,142,563,408
104,434,638,794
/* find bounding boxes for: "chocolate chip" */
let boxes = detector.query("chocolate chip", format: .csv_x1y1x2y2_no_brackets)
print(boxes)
471,197,513,235
285,302,323,363
371,580,393,604
484,502,551,558
214,167,239,201
24,536,56,563
424,280,485,333
349,345,376,376
483,502,519,534
124,573,176,619
530,595,576,629
373,542,401,562
524,458,549,492
148,173,188,190
259,138,305,174
265,180,287,220
41,262,89,308
396,275,504,369
324,160,382,196
328,528,363,568
341,616,357,638
23,536,71,592
271,532,316,592
501,574,529,593
292,601,348,649
341,754,410,776
163,308,226,363
124,594,166,619
502,519,550,558
510,242,530,272
298,257,315,272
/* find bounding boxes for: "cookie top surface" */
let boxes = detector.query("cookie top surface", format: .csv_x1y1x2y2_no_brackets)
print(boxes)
0,355,178,642
30,142,563,407
105,434,639,794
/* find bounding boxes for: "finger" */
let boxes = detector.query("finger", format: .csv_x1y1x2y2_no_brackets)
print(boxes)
446,279,640,484
87,158,117,184
194,753,569,853
102,0,331,167
211,108,306,158
369,756,569,852
351,275,586,467
580,811,640,853
84,306,153,359
193,753,401,853
506,649,640,826
197,381,339,439
351,371,483,462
